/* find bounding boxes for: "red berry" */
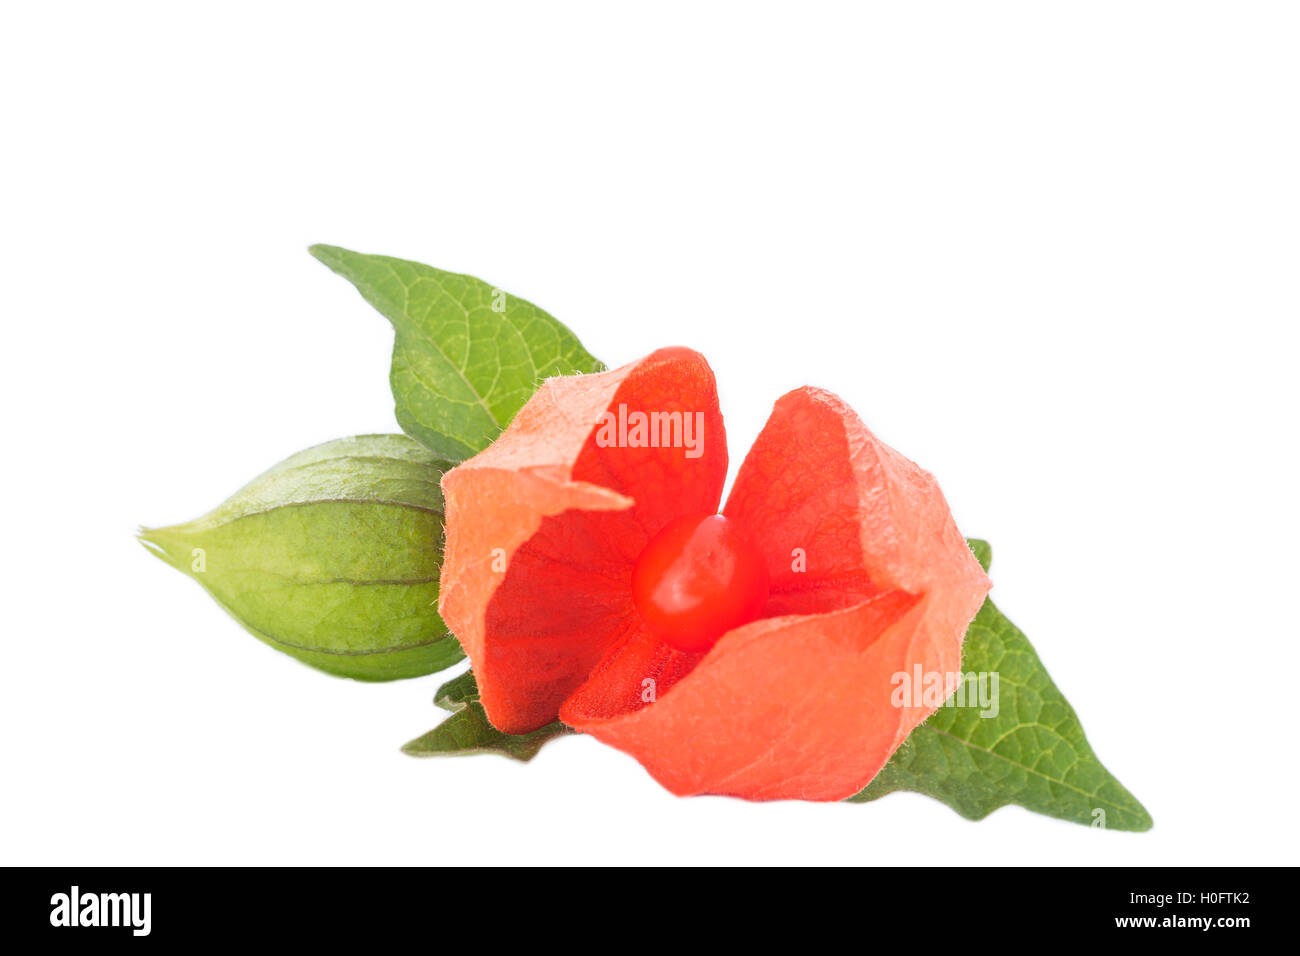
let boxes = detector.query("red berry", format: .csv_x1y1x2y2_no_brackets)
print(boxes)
631,513,770,654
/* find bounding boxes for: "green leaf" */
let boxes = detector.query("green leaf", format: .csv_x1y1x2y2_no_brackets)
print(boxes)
310,244,606,460
433,669,480,711
403,670,570,762
848,539,1152,831
139,435,464,681
966,537,992,575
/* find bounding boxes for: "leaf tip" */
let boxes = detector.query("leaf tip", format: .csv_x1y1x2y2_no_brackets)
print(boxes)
307,243,347,268
136,525,163,553
137,524,174,562
1123,802,1155,832
137,524,200,577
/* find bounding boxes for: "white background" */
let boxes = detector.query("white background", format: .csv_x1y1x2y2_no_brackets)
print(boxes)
2,2,1297,866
